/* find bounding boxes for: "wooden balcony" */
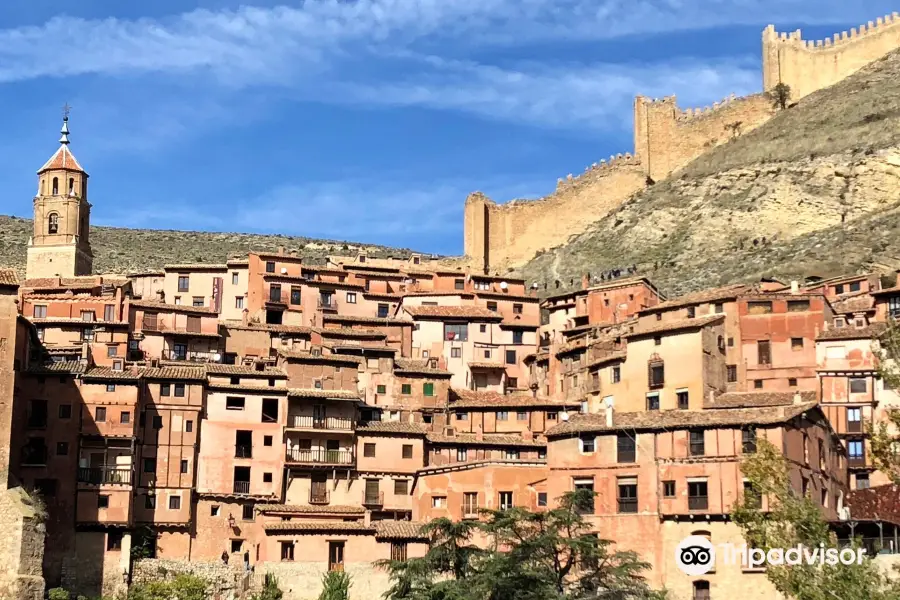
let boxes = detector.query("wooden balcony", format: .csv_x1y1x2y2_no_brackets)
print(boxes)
688,496,709,511
848,456,868,469
287,415,355,432
285,448,354,466
317,299,338,312
78,467,133,486
362,491,384,507
233,481,251,495
161,349,221,363
847,420,864,434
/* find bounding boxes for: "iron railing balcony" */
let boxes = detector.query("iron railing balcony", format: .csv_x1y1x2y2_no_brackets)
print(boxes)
233,481,251,495
287,415,355,431
78,467,133,485
688,496,709,511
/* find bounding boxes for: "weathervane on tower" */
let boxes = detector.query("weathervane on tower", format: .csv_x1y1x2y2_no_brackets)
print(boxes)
59,103,71,145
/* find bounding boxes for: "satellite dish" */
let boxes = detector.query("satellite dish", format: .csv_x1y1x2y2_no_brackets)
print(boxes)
213,353,222,363
280,267,288,274
531,283,539,289
560,412,569,421
500,281,508,290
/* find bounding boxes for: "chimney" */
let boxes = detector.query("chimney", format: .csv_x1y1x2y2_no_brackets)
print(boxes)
790,280,799,294
793,391,804,405
581,273,590,290
289,250,298,257
278,246,285,256
241,308,249,326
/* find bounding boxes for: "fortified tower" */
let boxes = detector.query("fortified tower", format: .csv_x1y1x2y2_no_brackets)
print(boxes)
26,110,94,279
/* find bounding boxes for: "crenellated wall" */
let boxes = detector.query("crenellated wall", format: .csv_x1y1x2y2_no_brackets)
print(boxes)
462,11,900,274
762,12,900,101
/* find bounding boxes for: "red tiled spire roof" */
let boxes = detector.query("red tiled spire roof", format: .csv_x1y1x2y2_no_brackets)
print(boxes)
38,145,85,174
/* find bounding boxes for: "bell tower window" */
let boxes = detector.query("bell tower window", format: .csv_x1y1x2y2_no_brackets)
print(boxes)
52,177,59,195
68,178,75,196
40,179,45,195
48,213,59,235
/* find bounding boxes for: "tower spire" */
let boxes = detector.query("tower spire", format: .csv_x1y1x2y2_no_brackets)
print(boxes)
59,103,71,145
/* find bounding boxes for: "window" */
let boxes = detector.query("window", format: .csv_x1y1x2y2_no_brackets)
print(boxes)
281,541,295,561
513,303,523,314
98,495,110,509
364,443,376,458
848,440,864,461
376,384,387,394
33,305,47,318
580,434,595,453
573,478,595,514
234,296,244,309
95,407,107,422
160,383,171,396
497,411,509,421
688,481,709,510
27,399,47,429
231,271,240,285
689,430,705,456
686,306,696,318
536,492,548,507
517,411,527,421
754,379,763,389
226,397,245,410
262,398,278,423
444,323,468,342
169,495,181,510
454,279,465,290
457,448,467,462
189,296,203,307
59,404,72,419
789,378,798,387
742,428,757,454
56,441,69,455
105,383,116,393
144,458,157,473
451,347,461,358
677,390,689,409
423,414,432,424
791,337,804,350
181,460,189,474
177,276,189,292
391,542,408,562
186,420,193,433
508,377,518,389
290,287,301,305
402,444,413,459
787,300,810,312
394,479,409,495
266,261,275,273
486,301,498,311
263,472,273,483
747,301,773,314
848,407,862,432
432,496,447,508
850,378,868,394
423,382,434,396
835,284,845,295
377,304,390,318
646,393,660,411
211,505,220,516
617,433,636,463
512,330,524,345
152,415,163,429
242,504,254,521
648,362,664,388
504,449,519,460
547,411,558,420
856,474,870,490
499,491,513,510
479,324,487,333
505,349,516,365
654,336,661,346
484,349,491,359
714,302,724,313
120,411,131,424
346,292,356,304
231,540,243,553
456,411,468,421
663,481,675,498
849,281,861,292
744,481,761,508
611,366,621,383
692,580,710,600
757,340,771,365
48,213,59,233
269,284,282,303
617,478,638,513
174,384,185,397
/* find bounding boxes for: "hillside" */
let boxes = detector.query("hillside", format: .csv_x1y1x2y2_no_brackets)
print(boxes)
520,48,900,298
0,216,421,275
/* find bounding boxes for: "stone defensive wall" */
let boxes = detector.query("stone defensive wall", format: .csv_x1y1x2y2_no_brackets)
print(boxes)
463,11,900,274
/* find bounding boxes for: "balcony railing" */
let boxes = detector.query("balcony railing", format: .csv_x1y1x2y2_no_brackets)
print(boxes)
617,499,638,514
235,445,253,459
849,456,867,468
234,481,251,495
310,489,330,505
688,496,709,511
161,349,221,363
287,415,355,431
847,420,863,434
285,448,354,465
362,491,384,507
317,299,338,311
78,467,133,485
587,378,601,393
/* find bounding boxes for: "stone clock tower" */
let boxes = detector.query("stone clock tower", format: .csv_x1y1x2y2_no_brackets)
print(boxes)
26,113,94,279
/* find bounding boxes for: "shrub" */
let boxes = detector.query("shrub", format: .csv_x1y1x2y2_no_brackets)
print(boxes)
48,589,71,600
251,574,283,600
318,570,351,600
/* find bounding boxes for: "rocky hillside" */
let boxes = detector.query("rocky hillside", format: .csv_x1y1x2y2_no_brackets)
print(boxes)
0,216,421,275
520,48,900,298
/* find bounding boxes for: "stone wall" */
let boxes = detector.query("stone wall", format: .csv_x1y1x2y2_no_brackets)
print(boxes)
132,558,247,598
762,13,900,101
0,487,46,600
256,561,391,600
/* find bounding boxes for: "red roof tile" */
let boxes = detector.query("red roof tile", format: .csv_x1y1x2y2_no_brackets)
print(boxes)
623,314,724,339
38,145,85,173
130,299,218,315
357,421,427,435
0,269,18,287
640,284,750,313
706,391,815,409
374,520,428,540
403,305,502,321
817,322,887,341
450,388,577,409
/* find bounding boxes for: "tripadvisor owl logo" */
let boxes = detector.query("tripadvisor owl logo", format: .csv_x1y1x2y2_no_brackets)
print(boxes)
675,535,716,576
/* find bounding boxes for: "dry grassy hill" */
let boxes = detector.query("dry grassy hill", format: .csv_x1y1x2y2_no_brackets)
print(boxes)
520,48,900,298
0,215,421,275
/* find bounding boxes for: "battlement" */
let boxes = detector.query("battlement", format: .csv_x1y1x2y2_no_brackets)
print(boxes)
763,13,900,49
555,153,642,192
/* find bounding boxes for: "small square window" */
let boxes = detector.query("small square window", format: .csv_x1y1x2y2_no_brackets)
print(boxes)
401,384,411,395
160,383,171,396
264,435,273,446
145,495,156,509
479,324,487,333
538,492,548,507
107,346,118,358
174,384,186,397
231,539,243,553
106,384,116,392
789,378,798,387
152,416,163,429
169,496,181,510
143,458,157,473
95,407,107,422
180,459,189,474
364,443,376,458
402,444,413,459
211,505,220,516
185,420,193,432
120,411,131,424
377,384,387,394
791,337,804,350
242,504,254,520
394,479,409,495
98,495,110,509
754,380,763,389
58,404,72,419
263,472,273,483
266,261,276,273
663,481,675,498
56,441,69,455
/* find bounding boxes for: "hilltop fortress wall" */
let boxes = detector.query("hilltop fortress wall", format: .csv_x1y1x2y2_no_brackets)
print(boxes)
463,12,900,274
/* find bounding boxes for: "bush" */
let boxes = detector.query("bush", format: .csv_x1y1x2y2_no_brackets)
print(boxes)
48,589,71,600
317,570,351,600
251,574,283,600
127,573,208,600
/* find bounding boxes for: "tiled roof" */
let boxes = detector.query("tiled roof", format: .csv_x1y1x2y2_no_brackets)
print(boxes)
847,485,900,525
586,276,660,295
425,433,546,448
140,366,207,381
546,403,817,436
325,344,397,354
26,361,86,375
871,285,900,297
706,391,815,409
263,521,373,533
207,383,288,394
623,314,724,339
468,362,506,369
586,351,628,370
817,323,887,341
317,328,386,339
500,320,539,329
288,388,361,401
83,367,141,382
450,389,577,409
322,315,413,327
831,293,875,315
259,504,364,515
403,305,503,321
374,520,428,541
39,145,85,173
226,259,250,266
223,323,311,335
29,318,129,327
357,421,427,435
206,364,288,378
0,269,18,287
393,359,453,377
475,291,539,302
130,300,218,315
278,350,363,365
641,284,750,313
163,264,228,271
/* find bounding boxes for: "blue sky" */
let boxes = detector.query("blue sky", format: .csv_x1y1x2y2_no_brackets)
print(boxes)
0,1,893,255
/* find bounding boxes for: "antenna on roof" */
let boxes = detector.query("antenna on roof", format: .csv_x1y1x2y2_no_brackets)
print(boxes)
59,103,71,145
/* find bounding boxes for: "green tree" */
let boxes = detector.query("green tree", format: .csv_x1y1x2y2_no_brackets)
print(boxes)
732,439,900,599
127,573,209,600
771,83,792,110
869,320,900,482
318,570,351,600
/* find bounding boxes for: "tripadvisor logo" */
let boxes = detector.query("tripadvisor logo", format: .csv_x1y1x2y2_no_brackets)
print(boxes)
675,535,867,575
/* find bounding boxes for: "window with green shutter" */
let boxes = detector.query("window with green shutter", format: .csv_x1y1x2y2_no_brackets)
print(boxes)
423,382,435,396
376,385,387,394
401,384,412,395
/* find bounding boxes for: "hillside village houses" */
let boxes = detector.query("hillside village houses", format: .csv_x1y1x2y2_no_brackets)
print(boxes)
3,120,900,598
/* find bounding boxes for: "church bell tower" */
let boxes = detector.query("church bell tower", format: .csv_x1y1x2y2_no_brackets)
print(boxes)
25,109,94,280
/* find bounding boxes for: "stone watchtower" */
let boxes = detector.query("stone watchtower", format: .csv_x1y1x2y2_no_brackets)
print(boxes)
25,112,93,280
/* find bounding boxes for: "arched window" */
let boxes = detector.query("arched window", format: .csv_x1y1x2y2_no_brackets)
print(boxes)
48,213,59,234
68,178,75,196
40,179,45,195
51,177,59,195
